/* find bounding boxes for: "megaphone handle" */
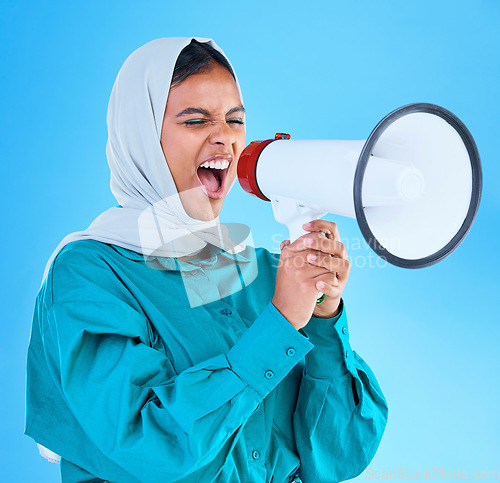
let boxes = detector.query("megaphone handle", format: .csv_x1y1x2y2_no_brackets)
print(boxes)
269,195,327,305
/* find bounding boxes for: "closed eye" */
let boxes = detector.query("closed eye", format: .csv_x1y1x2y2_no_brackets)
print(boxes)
183,118,244,127
184,119,208,126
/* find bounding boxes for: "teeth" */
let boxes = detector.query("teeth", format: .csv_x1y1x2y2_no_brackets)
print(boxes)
199,159,230,169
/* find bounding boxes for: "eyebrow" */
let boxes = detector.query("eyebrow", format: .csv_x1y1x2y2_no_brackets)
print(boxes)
175,106,245,118
227,106,245,116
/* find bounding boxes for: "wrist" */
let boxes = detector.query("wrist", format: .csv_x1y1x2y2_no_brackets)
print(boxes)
271,298,305,330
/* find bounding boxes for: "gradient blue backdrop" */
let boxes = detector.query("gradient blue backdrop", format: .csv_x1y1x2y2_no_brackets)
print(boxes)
2,1,499,481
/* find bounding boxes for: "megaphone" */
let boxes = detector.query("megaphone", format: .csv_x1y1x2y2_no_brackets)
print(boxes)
238,103,482,268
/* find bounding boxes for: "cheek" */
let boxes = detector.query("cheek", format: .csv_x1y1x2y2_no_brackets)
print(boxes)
162,144,182,175
235,131,246,158
161,129,198,173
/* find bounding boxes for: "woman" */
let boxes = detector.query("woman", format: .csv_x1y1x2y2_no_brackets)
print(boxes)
25,37,388,483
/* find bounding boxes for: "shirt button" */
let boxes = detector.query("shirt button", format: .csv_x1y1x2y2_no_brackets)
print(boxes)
220,308,232,316
265,370,274,379
252,450,260,460
286,347,296,357
342,327,347,335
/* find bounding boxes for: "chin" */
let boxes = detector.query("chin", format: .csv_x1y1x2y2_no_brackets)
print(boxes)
202,201,223,221
186,200,223,221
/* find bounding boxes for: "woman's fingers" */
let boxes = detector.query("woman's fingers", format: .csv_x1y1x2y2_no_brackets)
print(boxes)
307,252,350,278
280,239,291,250
287,234,347,259
314,278,344,299
302,219,341,241
273,221,350,327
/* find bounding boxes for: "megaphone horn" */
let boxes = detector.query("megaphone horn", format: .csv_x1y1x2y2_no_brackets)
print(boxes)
237,103,482,268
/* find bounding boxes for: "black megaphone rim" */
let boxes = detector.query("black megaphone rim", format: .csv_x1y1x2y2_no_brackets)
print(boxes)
353,102,482,269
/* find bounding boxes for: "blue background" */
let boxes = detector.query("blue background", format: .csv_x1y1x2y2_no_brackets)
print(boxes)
1,0,499,481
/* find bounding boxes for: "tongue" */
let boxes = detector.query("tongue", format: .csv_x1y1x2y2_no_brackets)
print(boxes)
197,167,219,192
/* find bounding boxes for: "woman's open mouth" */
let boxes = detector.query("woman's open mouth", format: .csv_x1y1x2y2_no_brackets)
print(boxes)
196,154,232,200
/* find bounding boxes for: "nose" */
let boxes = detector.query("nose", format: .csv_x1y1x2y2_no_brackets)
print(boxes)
208,120,236,147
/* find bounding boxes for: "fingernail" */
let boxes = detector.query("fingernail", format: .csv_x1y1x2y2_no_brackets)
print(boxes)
308,254,317,261
317,281,325,289
305,238,313,246
303,222,312,229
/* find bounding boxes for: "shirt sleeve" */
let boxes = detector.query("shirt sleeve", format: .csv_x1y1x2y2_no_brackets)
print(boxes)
40,252,315,481
293,299,388,483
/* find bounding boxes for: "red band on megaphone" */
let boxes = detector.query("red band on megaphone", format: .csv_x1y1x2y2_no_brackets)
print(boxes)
237,139,273,201
237,133,291,201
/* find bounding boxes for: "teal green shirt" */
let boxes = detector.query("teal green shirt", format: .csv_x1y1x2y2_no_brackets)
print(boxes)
25,239,388,483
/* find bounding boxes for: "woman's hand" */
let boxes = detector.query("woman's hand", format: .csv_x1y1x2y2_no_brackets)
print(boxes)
272,219,350,330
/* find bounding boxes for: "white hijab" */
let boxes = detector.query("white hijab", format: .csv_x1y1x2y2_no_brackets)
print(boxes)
37,36,247,464
41,36,245,285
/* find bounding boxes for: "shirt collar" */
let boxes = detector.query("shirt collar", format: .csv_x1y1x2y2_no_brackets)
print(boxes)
110,242,252,271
